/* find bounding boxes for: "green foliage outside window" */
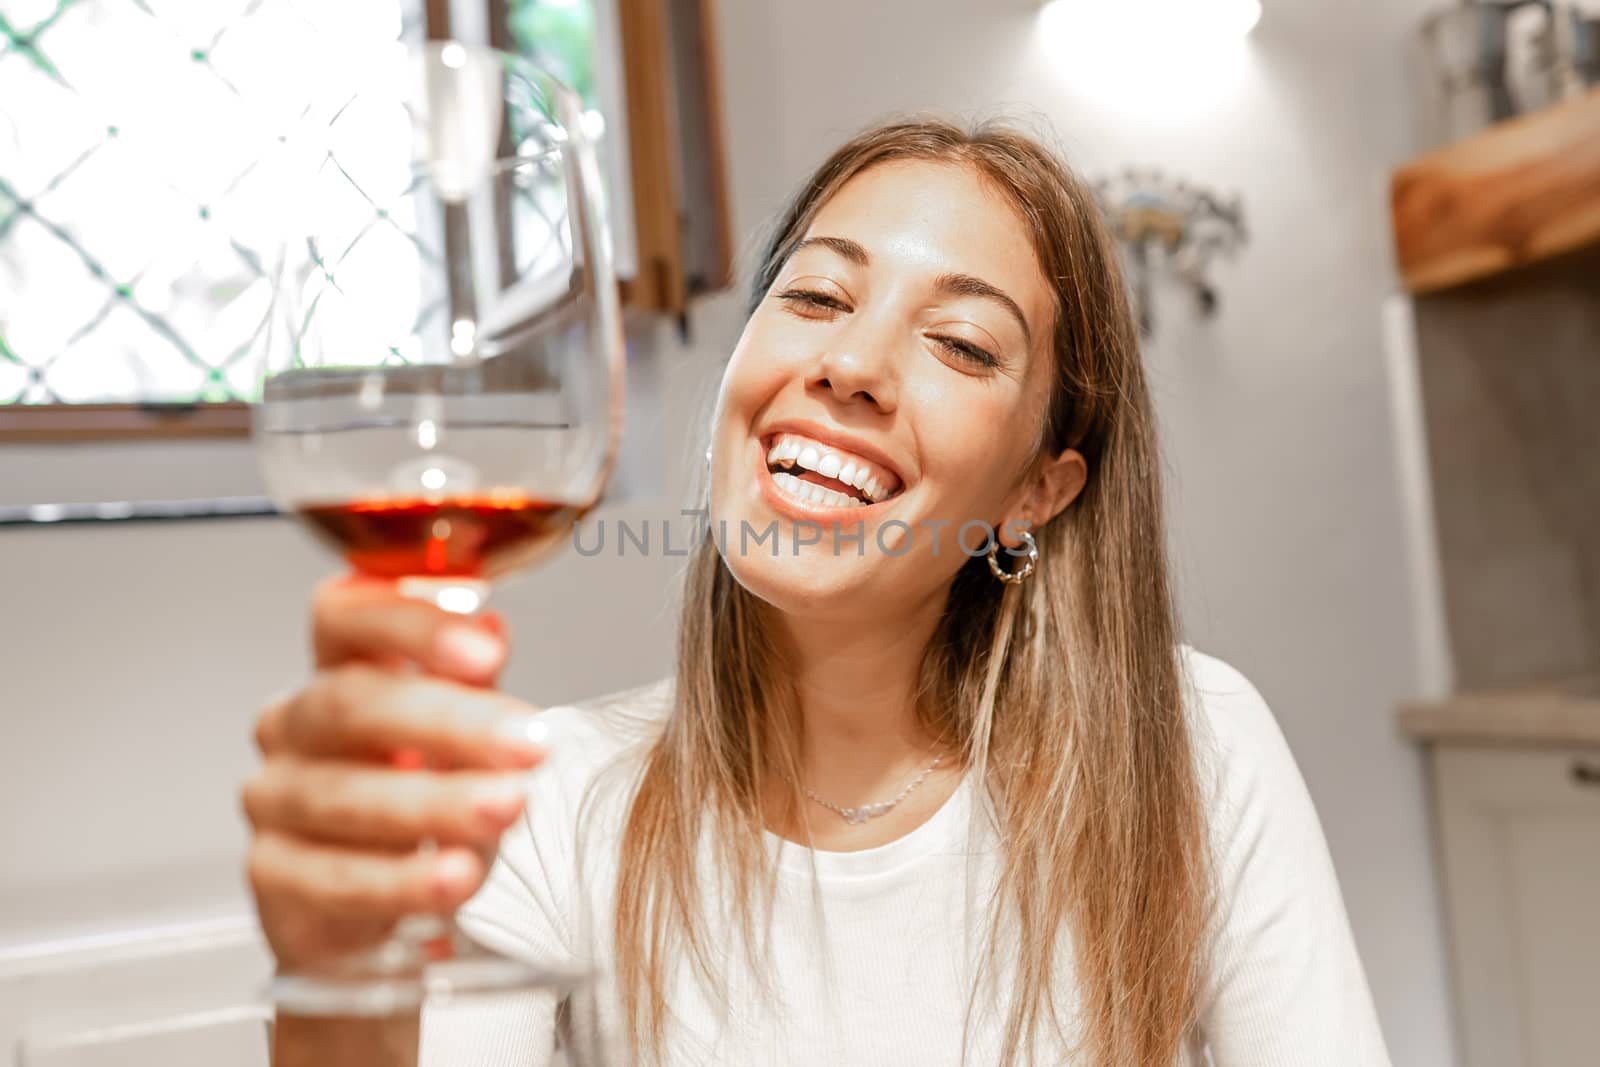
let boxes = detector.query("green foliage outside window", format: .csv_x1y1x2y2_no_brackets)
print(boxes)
506,0,597,107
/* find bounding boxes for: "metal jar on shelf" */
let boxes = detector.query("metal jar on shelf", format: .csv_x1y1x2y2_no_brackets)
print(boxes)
1415,0,1592,146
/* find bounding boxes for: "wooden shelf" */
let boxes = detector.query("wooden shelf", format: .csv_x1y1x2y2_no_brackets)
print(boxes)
1391,86,1600,294
1398,676,1600,746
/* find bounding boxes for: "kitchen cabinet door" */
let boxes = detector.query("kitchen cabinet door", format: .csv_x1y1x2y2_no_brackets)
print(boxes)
1434,744,1600,1067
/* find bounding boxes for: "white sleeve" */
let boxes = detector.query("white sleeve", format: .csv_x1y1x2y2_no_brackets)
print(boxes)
1186,651,1393,1067
419,707,590,1067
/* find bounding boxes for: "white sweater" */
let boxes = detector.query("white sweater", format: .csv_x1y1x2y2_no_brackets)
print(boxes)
422,648,1392,1065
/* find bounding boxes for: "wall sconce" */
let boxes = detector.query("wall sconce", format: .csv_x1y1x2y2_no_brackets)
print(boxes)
1094,168,1247,335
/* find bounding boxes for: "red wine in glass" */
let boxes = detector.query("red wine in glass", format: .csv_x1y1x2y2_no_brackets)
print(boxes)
297,494,584,580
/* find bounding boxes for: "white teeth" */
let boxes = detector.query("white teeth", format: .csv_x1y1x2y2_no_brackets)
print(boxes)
770,471,868,510
829,486,856,506
765,432,900,503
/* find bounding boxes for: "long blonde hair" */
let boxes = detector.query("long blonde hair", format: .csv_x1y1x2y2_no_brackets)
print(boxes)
616,119,1211,1065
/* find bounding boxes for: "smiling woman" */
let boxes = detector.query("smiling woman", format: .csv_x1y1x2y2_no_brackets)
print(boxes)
247,119,1392,1067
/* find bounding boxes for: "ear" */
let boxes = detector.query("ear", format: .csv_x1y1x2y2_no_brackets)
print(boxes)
999,448,1087,547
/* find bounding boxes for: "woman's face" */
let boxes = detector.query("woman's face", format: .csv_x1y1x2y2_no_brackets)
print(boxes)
709,159,1074,618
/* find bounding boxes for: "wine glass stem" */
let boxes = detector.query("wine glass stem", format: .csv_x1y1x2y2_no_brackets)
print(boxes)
395,579,490,949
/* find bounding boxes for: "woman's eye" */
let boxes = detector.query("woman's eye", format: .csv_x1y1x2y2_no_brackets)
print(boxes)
931,335,999,369
776,289,850,315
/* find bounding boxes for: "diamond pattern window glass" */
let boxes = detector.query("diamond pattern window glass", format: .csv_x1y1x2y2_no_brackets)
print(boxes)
0,0,600,410
0,0,420,406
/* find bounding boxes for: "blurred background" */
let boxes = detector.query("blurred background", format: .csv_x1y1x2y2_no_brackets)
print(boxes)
2,0,1598,1064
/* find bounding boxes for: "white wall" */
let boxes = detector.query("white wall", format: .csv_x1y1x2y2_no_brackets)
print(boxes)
1,0,1458,1063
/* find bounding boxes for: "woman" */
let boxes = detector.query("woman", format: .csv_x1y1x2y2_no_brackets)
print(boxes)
245,120,1391,1066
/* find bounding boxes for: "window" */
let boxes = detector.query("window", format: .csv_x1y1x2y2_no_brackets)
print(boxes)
0,1,435,435
0,0,727,441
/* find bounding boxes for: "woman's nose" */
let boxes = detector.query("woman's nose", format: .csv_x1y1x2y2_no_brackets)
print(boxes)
809,331,899,413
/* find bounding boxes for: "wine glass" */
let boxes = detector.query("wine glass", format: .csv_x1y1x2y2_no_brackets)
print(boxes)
250,40,623,1016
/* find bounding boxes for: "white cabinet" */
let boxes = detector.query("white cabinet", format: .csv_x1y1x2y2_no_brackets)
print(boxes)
1432,743,1600,1067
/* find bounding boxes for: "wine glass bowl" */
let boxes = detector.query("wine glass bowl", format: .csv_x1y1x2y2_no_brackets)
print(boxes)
251,41,621,1013
256,40,622,612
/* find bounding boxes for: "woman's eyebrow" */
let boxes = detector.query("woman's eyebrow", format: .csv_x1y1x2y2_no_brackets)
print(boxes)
791,235,869,264
934,272,1032,346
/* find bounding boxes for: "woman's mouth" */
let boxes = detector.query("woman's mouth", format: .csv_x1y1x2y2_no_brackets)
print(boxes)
761,432,904,510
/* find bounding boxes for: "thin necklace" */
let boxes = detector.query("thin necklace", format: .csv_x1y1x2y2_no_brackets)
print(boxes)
801,751,946,826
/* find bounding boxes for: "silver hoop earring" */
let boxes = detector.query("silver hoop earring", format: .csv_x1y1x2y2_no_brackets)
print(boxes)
705,448,713,467
987,530,1038,585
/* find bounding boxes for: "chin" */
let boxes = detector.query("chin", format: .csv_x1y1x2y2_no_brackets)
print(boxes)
718,542,882,617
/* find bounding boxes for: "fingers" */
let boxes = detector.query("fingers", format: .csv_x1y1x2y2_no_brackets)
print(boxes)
242,761,529,849
257,664,551,769
248,832,486,920
246,578,531,972
311,575,509,686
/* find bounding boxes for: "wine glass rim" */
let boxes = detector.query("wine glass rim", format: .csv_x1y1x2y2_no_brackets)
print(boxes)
399,39,595,159
410,38,583,103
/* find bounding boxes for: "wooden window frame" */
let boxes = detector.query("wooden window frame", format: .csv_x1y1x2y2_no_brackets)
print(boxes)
0,402,253,442
0,0,731,443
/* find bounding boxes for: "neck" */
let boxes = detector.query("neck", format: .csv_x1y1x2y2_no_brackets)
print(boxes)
771,592,948,803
